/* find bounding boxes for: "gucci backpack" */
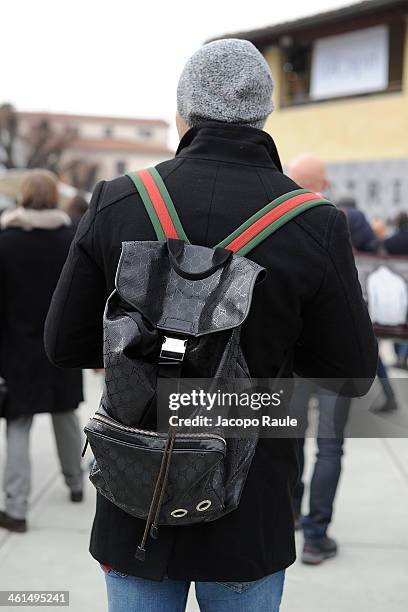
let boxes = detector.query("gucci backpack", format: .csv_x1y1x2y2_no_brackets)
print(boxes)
83,166,333,560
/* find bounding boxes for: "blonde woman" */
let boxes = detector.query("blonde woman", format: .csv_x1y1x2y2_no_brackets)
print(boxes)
0,170,84,533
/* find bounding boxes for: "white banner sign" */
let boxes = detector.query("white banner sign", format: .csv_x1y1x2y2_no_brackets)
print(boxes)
310,26,389,100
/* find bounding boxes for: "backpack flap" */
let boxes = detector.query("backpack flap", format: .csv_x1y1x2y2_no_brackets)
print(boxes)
115,239,265,337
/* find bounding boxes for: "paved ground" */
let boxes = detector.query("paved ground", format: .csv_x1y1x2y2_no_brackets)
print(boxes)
1,348,408,611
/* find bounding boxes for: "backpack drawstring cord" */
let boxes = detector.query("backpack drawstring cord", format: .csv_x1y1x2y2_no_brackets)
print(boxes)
135,335,186,561
150,431,176,539
135,429,175,561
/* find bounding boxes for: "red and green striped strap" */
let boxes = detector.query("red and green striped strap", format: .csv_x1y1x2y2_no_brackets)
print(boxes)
126,167,189,242
217,190,333,255
127,168,333,255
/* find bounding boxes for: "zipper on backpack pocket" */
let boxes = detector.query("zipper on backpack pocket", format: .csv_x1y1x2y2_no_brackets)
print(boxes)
92,413,226,446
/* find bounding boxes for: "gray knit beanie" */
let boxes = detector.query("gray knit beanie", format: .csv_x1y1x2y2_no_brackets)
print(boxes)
177,39,274,130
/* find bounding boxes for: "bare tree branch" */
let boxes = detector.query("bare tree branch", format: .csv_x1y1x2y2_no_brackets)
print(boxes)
0,103,18,168
0,105,99,191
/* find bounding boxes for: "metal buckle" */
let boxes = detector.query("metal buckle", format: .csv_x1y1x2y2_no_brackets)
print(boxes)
160,336,187,362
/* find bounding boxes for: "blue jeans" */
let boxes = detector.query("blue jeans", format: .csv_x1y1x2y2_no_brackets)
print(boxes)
377,356,396,401
291,381,350,540
394,342,408,360
102,566,285,612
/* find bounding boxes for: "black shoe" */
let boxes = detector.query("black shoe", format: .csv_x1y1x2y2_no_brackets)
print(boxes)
372,397,398,413
0,510,27,533
393,358,408,371
302,536,337,565
70,490,84,503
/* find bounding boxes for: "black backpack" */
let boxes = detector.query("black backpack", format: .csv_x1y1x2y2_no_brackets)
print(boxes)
83,166,333,560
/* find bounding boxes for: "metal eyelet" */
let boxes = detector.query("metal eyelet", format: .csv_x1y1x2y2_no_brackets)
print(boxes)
196,500,212,512
170,508,188,518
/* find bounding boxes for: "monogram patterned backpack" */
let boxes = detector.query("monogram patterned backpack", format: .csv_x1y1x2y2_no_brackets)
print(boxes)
83,167,333,561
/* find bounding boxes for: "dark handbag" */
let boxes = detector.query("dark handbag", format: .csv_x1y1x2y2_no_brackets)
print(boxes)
0,376,8,419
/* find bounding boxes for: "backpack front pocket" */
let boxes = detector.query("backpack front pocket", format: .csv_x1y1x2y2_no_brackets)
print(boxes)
85,413,226,525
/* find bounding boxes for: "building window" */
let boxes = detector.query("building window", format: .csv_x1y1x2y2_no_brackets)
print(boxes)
281,44,312,106
138,127,153,139
105,126,113,138
280,22,404,108
116,160,126,175
388,21,405,91
392,179,402,205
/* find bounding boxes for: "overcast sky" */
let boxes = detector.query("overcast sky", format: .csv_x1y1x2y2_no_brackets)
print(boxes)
3,0,351,142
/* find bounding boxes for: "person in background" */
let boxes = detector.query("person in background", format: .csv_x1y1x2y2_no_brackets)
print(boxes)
384,212,408,370
337,196,378,253
0,170,84,534
63,194,89,229
337,197,399,411
371,217,387,243
286,153,329,195
384,212,408,256
288,154,353,565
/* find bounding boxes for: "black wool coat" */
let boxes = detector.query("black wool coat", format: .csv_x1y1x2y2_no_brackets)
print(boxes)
384,227,408,255
45,123,378,581
0,223,83,419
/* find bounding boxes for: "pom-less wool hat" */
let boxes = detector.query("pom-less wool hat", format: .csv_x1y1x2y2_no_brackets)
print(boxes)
177,39,274,130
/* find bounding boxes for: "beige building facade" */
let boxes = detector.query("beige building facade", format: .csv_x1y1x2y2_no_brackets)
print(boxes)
221,0,408,219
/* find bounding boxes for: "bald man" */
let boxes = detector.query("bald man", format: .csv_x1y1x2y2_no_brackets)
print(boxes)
287,153,330,193
288,153,350,565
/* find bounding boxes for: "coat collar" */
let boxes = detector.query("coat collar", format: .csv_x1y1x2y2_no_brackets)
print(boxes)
0,207,71,231
176,122,283,172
